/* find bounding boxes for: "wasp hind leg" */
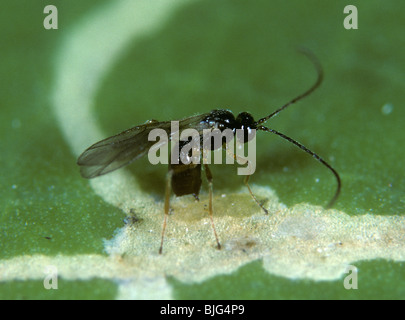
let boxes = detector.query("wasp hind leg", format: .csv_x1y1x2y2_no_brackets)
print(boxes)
159,170,173,254
203,164,221,250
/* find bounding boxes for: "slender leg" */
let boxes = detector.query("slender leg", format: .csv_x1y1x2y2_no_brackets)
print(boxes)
203,164,221,250
159,170,173,254
244,175,268,214
224,147,268,215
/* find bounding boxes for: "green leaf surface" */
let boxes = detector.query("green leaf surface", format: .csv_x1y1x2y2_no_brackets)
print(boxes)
1,0,404,299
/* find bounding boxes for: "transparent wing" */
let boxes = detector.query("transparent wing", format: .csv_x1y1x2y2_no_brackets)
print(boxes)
77,121,171,178
77,113,209,179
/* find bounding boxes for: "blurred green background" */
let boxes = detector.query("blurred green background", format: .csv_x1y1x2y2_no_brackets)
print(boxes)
1,0,404,299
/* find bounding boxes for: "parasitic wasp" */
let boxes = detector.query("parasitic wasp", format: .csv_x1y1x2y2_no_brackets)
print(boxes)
77,50,341,254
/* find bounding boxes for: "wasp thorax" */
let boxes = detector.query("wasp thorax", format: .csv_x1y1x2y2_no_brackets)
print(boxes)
207,109,236,131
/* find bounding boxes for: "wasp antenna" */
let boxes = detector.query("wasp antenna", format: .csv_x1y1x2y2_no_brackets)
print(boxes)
256,50,323,125
257,125,341,208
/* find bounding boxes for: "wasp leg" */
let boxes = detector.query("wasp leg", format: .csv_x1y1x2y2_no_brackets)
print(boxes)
203,164,221,250
243,175,268,215
224,148,269,215
159,170,173,254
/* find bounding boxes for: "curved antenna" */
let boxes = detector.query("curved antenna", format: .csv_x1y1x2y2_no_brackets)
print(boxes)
256,49,323,125
257,125,341,208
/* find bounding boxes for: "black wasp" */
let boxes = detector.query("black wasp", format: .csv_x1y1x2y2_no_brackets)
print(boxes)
77,50,341,254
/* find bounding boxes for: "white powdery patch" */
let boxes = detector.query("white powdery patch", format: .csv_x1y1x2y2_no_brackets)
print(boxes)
104,185,405,284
